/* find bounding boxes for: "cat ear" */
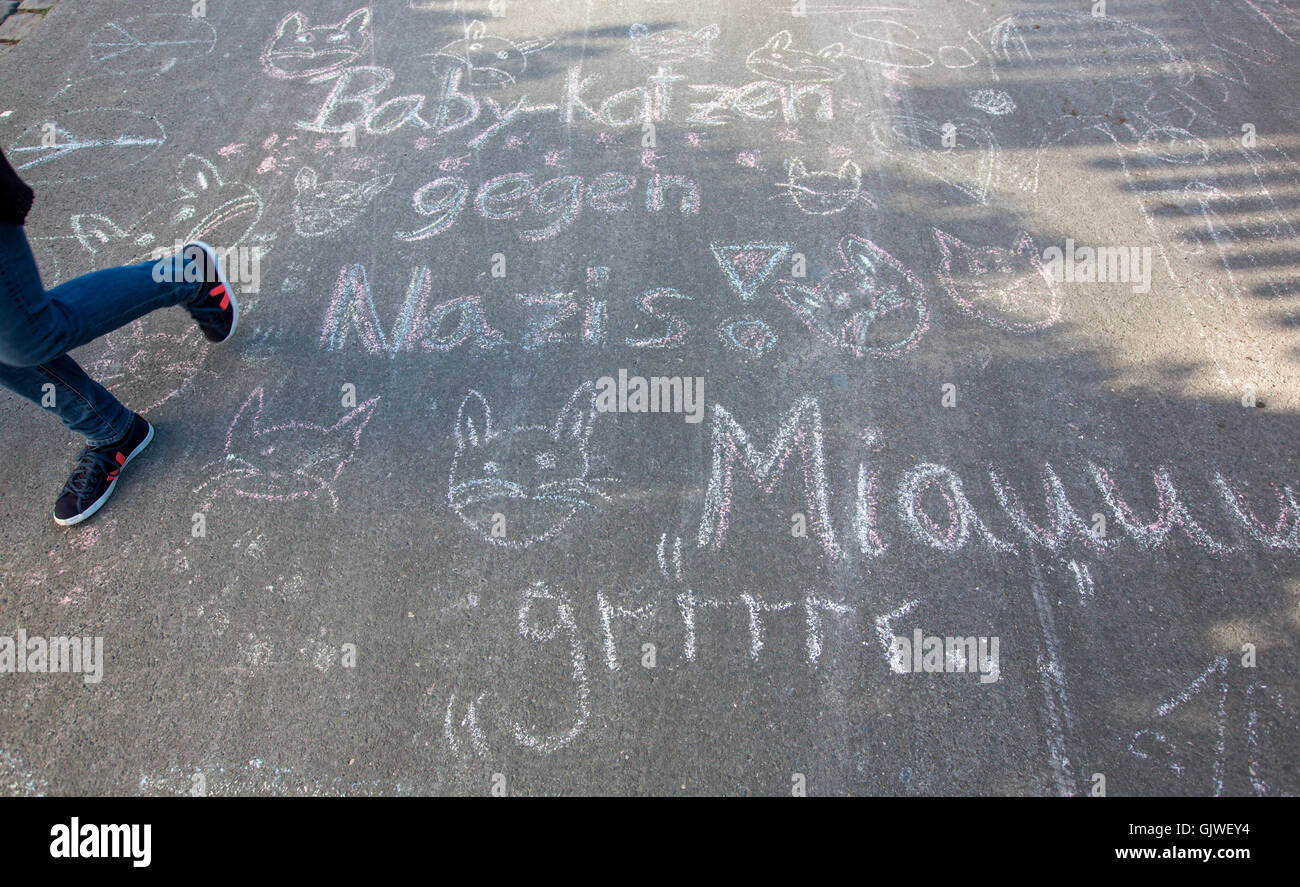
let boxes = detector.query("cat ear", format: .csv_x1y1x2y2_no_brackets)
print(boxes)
334,395,379,432
225,388,267,453
1011,231,1040,263
554,381,597,444
818,42,845,60
765,31,792,51
359,173,395,202
786,158,807,178
295,166,318,193
340,7,371,36
274,11,307,40
466,20,487,39
931,227,963,263
838,160,861,185
176,154,222,197
456,390,490,449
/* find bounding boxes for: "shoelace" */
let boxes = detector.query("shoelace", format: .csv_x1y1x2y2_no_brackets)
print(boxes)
189,300,226,324
62,447,122,499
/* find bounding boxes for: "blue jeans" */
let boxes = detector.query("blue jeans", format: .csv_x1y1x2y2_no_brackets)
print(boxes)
0,223,205,446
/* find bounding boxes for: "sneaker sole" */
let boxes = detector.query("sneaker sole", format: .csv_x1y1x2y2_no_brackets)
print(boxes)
191,240,239,344
53,422,156,527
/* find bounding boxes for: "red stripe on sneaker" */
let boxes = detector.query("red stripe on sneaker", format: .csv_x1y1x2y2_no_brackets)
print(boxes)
211,283,226,297
219,292,230,310
115,452,126,466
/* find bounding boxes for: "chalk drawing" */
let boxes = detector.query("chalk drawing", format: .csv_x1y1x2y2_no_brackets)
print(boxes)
193,388,380,509
853,443,888,557
71,154,266,267
1089,464,1229,554
1067,560,1094,606
988,464,1108,553
864,112,997,204
774,159,869,214
262,8,373,80
746,31,846,83
86,322,213,414
449,383,612,549
932,228,1062,332
685,392,1300,566
435,20,551,88
1238,0,1300,45
843,18,935,69
896,463,1014,553
717,316,778,356
445,582,590,757
875,599,920,674
775,234,929,358
1029,554,1077,796
292,166,394,237
1131,658,1230,794
698,397,841,559
398,169,697,241
85,14,216,77
7,109,165,182
628,23,721,66
649,538,856,666
967,88,1015,116
710,242,792,301
1214,474,1300,550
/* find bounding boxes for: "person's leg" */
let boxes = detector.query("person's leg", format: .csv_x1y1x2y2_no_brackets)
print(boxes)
0,223,224,524
0,222,205,368
0,353,134,447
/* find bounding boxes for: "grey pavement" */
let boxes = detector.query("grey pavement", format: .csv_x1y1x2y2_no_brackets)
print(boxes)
0,0,1298,796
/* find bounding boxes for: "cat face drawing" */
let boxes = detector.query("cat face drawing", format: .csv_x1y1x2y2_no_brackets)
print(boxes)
436,21,548,88
263,8,373,80
775,159,868,215
776,235,929,359
746,31,845,83
293,166,395,238
194,388,380,509
932,228,1062,332
87,321,211,414
71,154,264,267
449,382,610,548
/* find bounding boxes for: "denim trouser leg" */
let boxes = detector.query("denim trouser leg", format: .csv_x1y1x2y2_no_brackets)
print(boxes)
0,354,136,447
0,222,206,446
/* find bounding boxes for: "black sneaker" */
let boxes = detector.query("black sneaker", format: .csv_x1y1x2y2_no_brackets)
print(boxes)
53,414,155,527
183,241,239,343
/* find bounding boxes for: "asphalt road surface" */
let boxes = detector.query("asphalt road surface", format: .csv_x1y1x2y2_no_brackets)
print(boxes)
0,0,1297,796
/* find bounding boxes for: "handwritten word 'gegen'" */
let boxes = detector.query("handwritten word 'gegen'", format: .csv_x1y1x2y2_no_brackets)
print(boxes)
395,169,700,242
